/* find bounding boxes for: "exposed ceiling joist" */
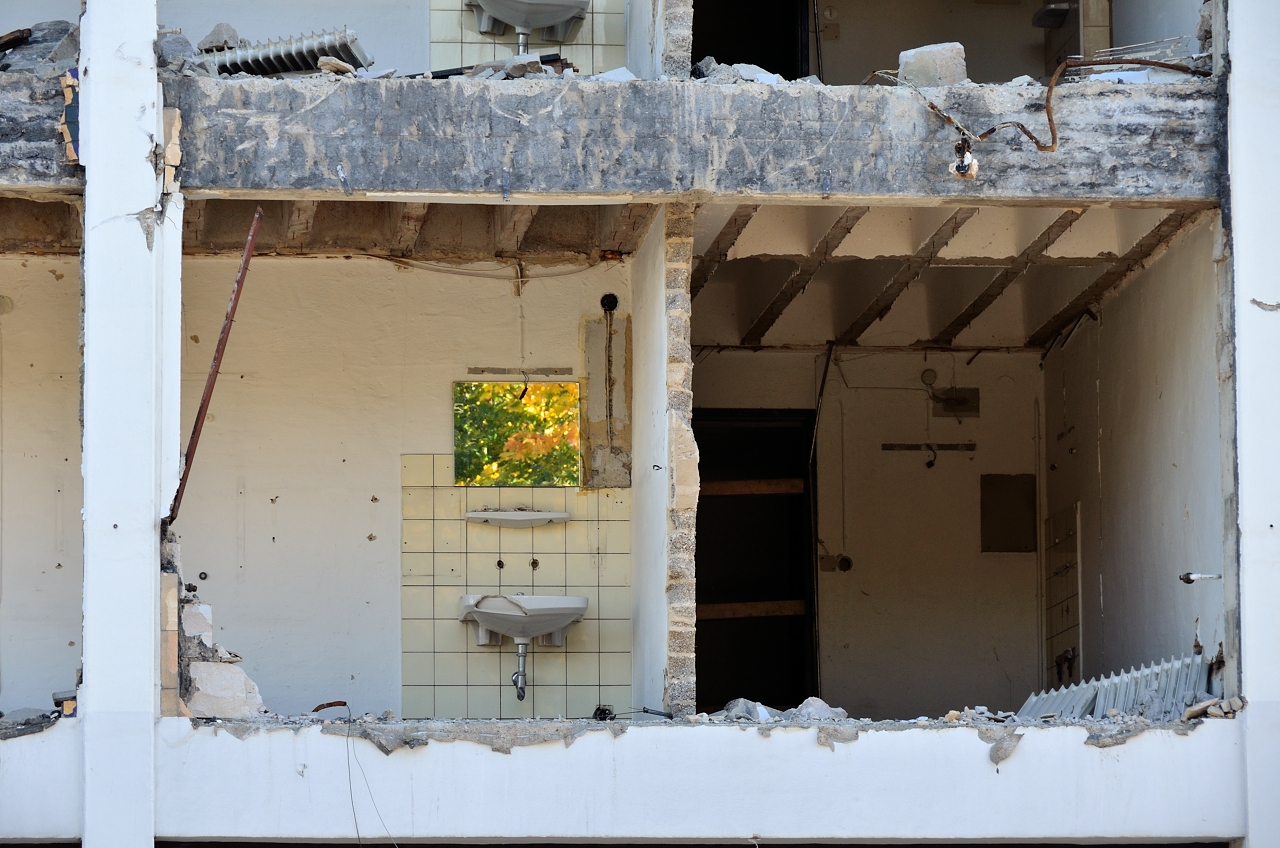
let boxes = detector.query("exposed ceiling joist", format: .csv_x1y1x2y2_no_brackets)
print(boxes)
931,209,1083,346
390,202,430,256
495,205,540,256
690,204,758,299
740,206,870,346
281,200,319,250
833,208,979,346
600,203,658,255
1027,209,1207,348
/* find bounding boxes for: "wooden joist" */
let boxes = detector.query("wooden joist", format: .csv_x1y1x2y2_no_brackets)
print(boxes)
697,600,806,620
690,204,758,299
700,478,806,496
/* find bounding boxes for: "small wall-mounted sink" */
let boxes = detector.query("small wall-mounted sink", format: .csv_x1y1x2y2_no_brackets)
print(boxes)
465,0,590,51
458,593,588,644
459,593,589,701
465,510,570,529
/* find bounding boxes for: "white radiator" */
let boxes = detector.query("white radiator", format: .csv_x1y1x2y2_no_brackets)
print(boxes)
1018,654,1210,721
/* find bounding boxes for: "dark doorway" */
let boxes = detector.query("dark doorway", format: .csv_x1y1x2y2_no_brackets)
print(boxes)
691,0,809,80
693,409,817,713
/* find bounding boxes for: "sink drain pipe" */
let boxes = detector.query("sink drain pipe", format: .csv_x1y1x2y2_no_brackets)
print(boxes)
512,642,529,700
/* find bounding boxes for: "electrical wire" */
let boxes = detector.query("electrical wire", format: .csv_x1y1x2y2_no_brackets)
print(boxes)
369,253,623,282
314,701,400,847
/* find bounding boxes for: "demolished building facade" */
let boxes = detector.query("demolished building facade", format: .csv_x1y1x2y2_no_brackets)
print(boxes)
0,0,1278,844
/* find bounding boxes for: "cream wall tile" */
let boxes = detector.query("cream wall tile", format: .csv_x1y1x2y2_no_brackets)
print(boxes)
532,521,566,551
468,552,502,581
593,13,625,45
568,686,601,718
465,580,499,596
534,651,566,685
599,586,631,619
402,488,434,519
599,553,629,586
534,685,567,718
532,488,567,512
567,489,593,520
402,586,433,619
567,652,599,685
469,686,501,718
434,552,463,585
502,683,536,718
466,487,501,511
601,487,630,520
600,652,630,686
402,520,433,553
499,488,533,510
600,686,631,712
402,455,435,487
599,619,631,653
403,619,435,652
566,553,598,585
402,653,435,686
435,653,468,686
431,43,463,71
602,520,630,554
566,618,599,652
435,686,468,718
402,686,434,719
494,43,518,61
431,0,462,10
433,454,456,487
499,583,532,598
402,552,433,580
565,521,596,553
460,9,485,41
468,651,500,684
568,586,600,619
467,522,500,553
435,620,468,652
594,45,625,72
594,0,624,14
434,519,464,552
561,44,591,73
434,487,464,519
430,9,463,42
434,586,466,621
500,526,533,554
533,553,566,585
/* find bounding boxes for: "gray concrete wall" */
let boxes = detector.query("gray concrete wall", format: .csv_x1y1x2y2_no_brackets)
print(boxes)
0,73,82,198
167,76,1222,205
1044,216,1227,679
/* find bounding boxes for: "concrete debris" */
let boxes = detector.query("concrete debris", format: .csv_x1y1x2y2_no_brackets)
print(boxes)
503,53,545,78
317,56,356,76
461,55,580,82
590,66,637,82
897,42,968,88
1004,74,1040,87
786,696,848,722
186,661,267,719
182,602,214,647
157,33,198,71
716,698,785,722
978,726,1023,764
0,707,57,740
691,56,801,86
1183,697,1219,721
197,23,240,53
0,20,78,75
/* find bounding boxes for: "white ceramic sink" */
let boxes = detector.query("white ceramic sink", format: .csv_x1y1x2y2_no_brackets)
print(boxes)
458,593,588,645
470,0,589,30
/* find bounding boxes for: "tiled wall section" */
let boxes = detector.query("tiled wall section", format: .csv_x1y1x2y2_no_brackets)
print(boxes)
401,455,632,719
428,0,626,76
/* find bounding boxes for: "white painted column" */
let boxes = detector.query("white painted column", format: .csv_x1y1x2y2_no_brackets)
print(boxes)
79,0,175,843
1228,2,1280,845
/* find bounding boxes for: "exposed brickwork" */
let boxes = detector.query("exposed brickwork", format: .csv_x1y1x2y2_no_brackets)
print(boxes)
663,202,698,716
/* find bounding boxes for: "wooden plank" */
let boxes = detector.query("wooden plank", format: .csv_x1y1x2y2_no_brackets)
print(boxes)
390,202,430,255
495,205,539,256
1026,209,1207,347
740,206,869,346
930,209,1084,346
690,204,758,299
697,600,806,620
600,202,659,254
834,208,979,346
282,200,318,249
700,478,805,496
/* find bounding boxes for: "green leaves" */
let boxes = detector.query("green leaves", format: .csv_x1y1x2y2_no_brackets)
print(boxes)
453,382,580,487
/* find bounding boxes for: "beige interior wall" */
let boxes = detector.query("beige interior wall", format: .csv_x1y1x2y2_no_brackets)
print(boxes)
812,0,1044,85
0,257,83,714
177,254,631,717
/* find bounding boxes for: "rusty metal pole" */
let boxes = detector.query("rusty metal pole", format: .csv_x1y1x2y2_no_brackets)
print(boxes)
166,206,264,526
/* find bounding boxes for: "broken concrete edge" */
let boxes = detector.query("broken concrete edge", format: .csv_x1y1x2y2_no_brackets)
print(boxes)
171,712,1221,756
166,76,1221,204
0,711,59,741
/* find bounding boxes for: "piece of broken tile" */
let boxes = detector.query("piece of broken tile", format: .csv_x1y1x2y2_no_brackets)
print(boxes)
591,67,637,82
186,661,265,719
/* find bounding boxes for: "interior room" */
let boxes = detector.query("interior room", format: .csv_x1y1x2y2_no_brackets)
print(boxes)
169,199,669,720
690,202,1230,719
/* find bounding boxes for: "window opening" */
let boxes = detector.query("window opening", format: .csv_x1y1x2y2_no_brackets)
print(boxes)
453,381,581,486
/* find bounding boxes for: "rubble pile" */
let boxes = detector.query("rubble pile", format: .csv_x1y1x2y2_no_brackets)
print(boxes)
691,56,823,87
0,20,78,76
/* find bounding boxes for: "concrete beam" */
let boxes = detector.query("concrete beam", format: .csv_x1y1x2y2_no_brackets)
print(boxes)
281,200,318,250
835,208,978,345
690,204,757,299
389,202,429,255
167,77,1222,205
495,205,539,256
0,72,81,199
931,209,1083,346
1026,209,1207,347
600,202,659,255
740,206,869,345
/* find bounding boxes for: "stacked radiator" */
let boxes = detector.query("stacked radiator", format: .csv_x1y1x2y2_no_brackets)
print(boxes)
1017,654,1212,722
206,29,372,76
